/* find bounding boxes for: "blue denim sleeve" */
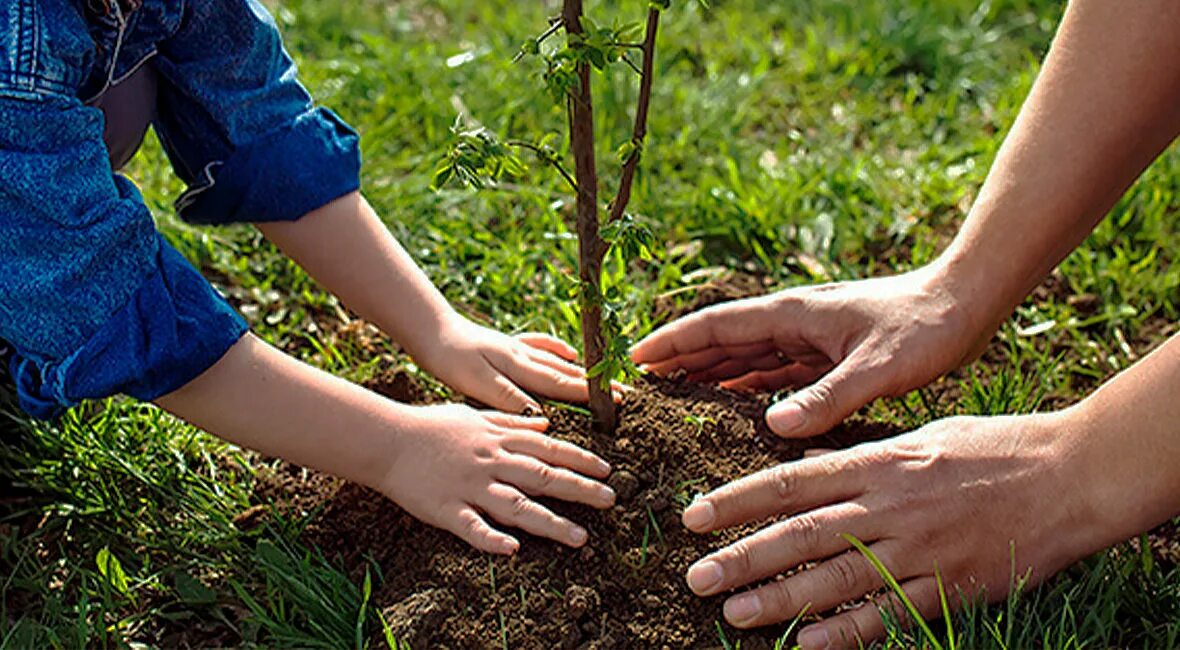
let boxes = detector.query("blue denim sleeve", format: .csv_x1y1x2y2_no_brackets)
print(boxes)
151,0,362,225
0,93,248,419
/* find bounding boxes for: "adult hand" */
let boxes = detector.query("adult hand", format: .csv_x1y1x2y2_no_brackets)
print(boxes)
680,411,1121,649
632,266,994,438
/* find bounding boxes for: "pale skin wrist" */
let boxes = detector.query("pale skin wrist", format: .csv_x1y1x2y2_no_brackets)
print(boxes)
256,192,460,359
155,333,410,490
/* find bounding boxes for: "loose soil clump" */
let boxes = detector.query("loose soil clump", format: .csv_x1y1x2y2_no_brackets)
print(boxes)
256,371,902,648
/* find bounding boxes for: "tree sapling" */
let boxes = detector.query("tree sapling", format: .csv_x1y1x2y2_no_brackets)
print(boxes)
433,1,688,432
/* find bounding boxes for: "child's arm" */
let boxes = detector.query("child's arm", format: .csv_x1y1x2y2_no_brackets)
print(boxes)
155,333,615,554
257,191,591,413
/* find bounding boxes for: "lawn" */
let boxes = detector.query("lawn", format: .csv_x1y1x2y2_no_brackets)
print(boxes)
2,0,1180,647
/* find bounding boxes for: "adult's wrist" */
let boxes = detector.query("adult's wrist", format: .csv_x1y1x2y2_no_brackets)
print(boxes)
926,240,1027,337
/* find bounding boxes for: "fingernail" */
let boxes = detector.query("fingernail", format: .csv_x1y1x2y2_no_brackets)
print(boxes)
503,539,520,555
597,459,612,475
570,526,588,546
682,499,716,531
686,560,724,595
724,592,763,625
797,626,831,650
767,401,805,434
599,486,617,505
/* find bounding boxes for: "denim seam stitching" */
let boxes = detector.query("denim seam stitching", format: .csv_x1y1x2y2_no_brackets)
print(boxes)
17,0,38,93
175,160,223,211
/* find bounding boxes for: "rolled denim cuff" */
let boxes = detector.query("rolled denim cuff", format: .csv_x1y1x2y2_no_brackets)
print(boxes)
10,235,248,419
175,107,361,225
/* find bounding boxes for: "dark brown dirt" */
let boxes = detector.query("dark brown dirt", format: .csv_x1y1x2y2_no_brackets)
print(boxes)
255,371,902,649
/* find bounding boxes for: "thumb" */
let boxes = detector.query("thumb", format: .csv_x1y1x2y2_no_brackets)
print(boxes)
765,358,885,438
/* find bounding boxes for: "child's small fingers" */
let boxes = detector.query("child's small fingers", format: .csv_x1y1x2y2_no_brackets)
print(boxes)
502,430,611,478
482,484,590,548
446,506,519,555
496,454,616,508
515,333,579,361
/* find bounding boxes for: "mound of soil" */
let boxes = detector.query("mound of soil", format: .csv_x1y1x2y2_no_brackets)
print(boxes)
255,371,902,649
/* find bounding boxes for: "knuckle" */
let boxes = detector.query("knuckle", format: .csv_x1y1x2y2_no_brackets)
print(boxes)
789,514,825,552
765,466,798,505
460,514,484,539
510,494,532,518
827,553,863,594
762,579,797,616
806,381,839,417
540,437,560,458
534,464,557,490
724,540,756,578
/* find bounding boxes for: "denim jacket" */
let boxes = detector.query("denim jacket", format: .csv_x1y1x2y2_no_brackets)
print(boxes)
0,0,362,418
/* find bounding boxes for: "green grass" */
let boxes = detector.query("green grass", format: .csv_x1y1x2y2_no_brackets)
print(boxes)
2,0,1180,647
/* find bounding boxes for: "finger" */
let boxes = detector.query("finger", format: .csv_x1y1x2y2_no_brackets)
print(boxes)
681,452,867,533
718,542,909,629
524,348,627,405
803,448,836,458
795,577,941,650
765,354,888,438
515,332,579,361
482,483,589,548
525,347,586,379
501,430,612,478
719,361,829,392
515,359,590,403
631,295,781,365
641,341,776,376
486,352,588,405
495,454,615,508
685,503,876,597
443,505,520,555
485,374,542,414
483,412,550,432
685,353,786,384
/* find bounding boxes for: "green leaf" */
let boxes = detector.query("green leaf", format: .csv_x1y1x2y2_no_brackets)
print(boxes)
96,547,130,598
843,534,943,650
174,572,217,606
431,163,454,190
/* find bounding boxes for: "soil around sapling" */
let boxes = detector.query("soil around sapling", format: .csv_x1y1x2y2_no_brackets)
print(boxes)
255,370,903,648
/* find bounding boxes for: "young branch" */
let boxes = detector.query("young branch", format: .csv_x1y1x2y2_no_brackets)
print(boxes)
607,8,660,226
505,140,581,194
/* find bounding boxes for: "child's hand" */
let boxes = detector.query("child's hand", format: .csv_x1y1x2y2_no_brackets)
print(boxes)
378,403,616,554
417,316,592,413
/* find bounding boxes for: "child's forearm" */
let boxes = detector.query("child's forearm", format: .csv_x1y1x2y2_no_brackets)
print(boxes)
936,0,1180,330
256,191,457,358
154,333,406,490
154,333,618,554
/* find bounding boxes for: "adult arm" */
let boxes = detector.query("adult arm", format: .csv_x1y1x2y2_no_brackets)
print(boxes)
680,327,1180,648
633,0,1180,438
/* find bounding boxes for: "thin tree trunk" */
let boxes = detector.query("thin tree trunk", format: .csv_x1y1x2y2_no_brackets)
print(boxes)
563,0,616,431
